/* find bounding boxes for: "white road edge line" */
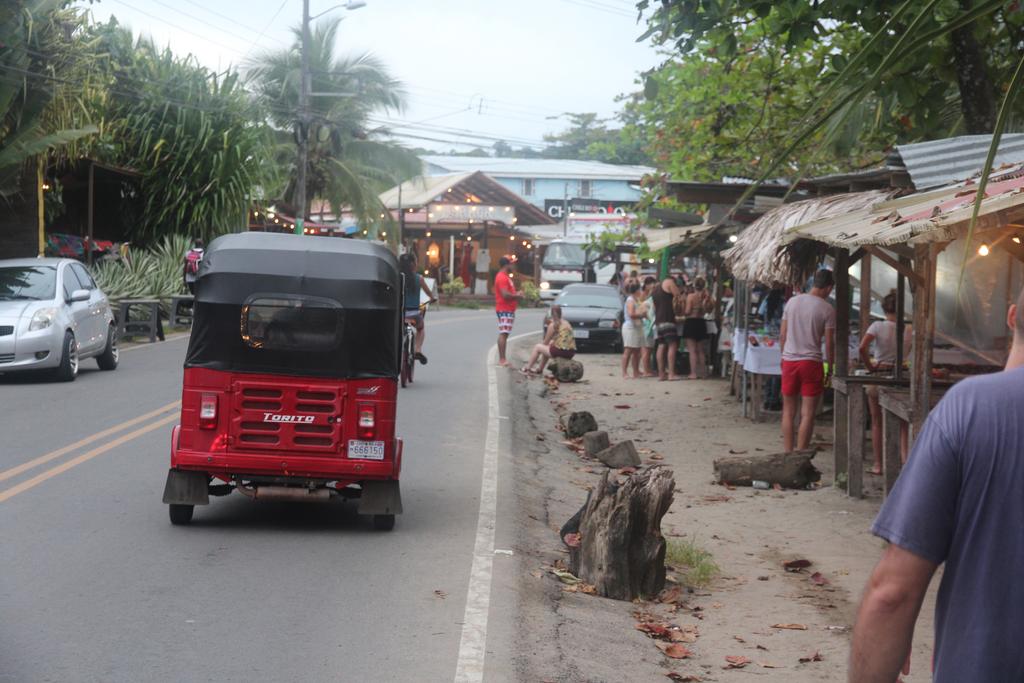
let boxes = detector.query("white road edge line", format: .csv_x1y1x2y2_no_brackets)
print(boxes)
453,330,539,683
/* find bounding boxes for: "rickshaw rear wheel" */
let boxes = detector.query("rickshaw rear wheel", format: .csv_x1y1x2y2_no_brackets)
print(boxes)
372,514,395,531
169,504,194,525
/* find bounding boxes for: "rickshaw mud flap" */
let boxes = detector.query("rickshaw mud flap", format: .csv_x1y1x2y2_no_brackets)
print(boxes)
357,480,403,515
162,469,210,506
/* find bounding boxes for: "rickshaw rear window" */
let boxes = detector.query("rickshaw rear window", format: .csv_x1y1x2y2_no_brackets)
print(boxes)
241,296,343,352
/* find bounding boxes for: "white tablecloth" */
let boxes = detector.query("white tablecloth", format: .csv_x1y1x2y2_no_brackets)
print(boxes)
743,344,782,375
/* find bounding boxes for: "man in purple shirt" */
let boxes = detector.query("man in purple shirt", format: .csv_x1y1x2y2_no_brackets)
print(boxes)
849,285,1024,682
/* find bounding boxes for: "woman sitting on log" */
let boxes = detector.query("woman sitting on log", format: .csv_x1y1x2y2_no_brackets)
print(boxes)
522,304,576,375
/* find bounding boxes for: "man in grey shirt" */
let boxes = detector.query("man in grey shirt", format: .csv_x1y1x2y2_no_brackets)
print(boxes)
849,285,1024,681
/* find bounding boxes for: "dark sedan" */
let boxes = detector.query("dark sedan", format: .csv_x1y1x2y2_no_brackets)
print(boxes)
544,283,623,352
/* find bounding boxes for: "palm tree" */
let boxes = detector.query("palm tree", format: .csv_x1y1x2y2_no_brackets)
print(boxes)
246,17,420,228
0,1,98,200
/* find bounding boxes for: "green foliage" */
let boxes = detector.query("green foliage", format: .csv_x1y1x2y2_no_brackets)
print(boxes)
247,17,420,228
440,276,466,297
91,234,190,300
0,2,99,199
541,112,651,165
83,21,275,242
519,280,541,306
665,536,719,588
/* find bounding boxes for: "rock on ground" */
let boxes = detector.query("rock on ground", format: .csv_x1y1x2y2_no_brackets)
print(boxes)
563,411,598,438
593,440,640,469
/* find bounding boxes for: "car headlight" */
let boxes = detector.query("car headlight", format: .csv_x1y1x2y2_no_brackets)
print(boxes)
29,307,57,331
539,281,550,290
598,319,616,328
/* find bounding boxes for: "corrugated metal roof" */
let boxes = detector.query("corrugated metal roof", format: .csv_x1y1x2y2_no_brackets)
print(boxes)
641,224,716,252
895,134,1024,190
378,173,472,209
786,164,1024,248
723,190,892,283
421,155,654,180
378,171,555,225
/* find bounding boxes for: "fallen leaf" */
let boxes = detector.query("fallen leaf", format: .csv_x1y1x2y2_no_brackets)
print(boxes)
756,644,769,651
733,635,746,643
535,434,546,441
579,583,597,594
758,662,782,669
649,453,664,460
783,559,813,572
799,651,823,663
724,655,751,669
619,467,637,475
810,572,831,586
434,590,448,599
757,575,770,581
666,674,702,682
636,622,673,640
614,404,632,409
659,586,684,604
728,448,748,454
703,495,731,503
563,532,581,548
552,569,581,585
656,642,693,659
671,625,699,643
771,623,808,631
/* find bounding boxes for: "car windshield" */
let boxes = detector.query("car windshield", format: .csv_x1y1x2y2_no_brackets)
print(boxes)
543,243,589,268
557,291,620,309
0,266,57,300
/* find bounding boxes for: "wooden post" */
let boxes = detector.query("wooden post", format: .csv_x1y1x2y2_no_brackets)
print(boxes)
834,249,850,377
894,268,906,381
882,408,902,497
910,245,932,436
859,254,872,338
833,380,849,490
847,385,865,498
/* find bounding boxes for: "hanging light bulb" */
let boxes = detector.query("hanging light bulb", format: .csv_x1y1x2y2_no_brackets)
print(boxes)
978,243,990,256
1014,236,1022,244
426,230,432,237
729,234,738,243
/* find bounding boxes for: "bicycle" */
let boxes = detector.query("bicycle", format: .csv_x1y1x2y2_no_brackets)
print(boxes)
401,300,433,387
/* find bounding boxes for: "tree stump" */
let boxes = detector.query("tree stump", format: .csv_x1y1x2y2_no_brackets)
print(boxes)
713,449,820,488
549,358,584,382
569,466,675,600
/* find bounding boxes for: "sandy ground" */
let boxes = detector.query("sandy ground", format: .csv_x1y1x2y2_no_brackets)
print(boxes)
505,340,939,682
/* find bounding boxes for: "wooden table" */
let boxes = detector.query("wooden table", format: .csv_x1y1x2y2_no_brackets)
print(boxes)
877,386,947,497
832,376,920,498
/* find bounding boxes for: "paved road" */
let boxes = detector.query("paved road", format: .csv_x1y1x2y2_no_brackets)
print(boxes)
0,308,541,682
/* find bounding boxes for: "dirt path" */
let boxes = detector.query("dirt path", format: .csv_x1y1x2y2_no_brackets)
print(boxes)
505,341,938,682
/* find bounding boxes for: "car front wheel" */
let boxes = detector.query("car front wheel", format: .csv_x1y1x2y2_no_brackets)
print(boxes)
54,331,78,382
96,325,119,370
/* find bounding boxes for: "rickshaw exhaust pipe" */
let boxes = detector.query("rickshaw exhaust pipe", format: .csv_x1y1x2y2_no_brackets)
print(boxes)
238,486,331,503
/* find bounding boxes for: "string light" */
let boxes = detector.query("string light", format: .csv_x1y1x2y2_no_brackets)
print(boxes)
1014,236,1022,244
729,234,738,243
508,234,515,241
426,230,432,237
978,243,990,256
381,231,387,237
467,235,472,241
268,211,276,218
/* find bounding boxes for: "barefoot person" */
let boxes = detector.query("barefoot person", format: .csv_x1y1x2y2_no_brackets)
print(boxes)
779,269,835,452
858,290,912,474
682,276,714,379
522,304,575,375
652,273,683,380
849,286,1024,682
494,256,522,367
620,282,645,379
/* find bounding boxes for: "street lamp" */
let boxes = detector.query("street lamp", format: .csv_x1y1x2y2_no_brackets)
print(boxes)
295,0,367,236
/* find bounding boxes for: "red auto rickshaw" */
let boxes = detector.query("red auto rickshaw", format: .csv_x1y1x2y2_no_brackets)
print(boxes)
162,233,404,530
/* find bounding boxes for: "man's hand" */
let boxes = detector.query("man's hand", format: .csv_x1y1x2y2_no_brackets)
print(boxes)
849,544,936,682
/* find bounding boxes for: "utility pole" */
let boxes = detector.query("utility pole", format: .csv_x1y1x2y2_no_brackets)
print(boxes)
294,0,312,236
562,182,568,238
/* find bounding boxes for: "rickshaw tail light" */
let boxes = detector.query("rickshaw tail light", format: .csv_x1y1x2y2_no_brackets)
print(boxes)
199,393,218,430
358,404,376,439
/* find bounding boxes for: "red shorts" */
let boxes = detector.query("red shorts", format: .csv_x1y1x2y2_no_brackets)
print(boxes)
781,359,824,397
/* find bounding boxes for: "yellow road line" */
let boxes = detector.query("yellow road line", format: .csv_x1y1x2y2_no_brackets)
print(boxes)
0,400,180,484
0,412,179,503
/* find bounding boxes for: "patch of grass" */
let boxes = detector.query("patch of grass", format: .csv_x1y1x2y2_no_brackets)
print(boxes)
666,536,720,588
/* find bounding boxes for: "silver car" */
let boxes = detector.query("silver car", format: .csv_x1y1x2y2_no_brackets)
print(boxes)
0,258,119,381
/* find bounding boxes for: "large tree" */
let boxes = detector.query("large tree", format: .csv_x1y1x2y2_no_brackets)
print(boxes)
247,17,420,226
636,1,1024,138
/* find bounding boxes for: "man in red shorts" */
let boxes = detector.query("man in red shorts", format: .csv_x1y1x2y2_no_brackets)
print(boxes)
495,256,522,367
779,269,835,452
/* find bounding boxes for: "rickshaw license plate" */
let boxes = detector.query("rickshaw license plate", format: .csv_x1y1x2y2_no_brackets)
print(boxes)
348,440,385,460
573,329,590,339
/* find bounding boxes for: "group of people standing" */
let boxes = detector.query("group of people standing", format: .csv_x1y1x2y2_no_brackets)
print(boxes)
620,273,715,381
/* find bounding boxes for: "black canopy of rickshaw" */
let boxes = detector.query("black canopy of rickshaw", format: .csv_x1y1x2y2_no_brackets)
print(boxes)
184,232,400,379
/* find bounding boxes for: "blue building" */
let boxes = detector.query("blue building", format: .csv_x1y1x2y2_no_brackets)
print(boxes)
420,155,653,221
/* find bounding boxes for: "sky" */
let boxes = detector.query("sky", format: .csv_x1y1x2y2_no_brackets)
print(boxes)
83,0,661,154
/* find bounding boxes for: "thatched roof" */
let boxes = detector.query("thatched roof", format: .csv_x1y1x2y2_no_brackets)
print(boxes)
723,190,892,284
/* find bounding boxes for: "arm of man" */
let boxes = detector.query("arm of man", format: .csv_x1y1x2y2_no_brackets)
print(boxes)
858,332,876,371
779,319,788,351
848,544,937,682
825,327,836,375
